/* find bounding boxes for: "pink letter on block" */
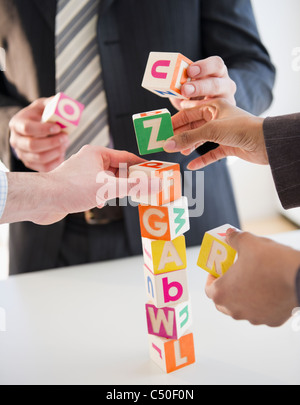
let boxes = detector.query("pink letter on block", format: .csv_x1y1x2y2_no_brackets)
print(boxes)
162,277,183,304
151,60,171,79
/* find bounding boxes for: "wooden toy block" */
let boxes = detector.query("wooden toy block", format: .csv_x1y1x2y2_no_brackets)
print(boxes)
139,197,190,241
133,109,174,156
142,52,193,99
145,299,192,340
128,161,181,206
142,235,187,275
197,224,237,278
41,92,85,133
144,265,189,308
149,331,195,373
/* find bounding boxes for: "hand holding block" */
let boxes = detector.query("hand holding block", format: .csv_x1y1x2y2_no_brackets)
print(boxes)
142,235,187,275
197,224,237,278
42,92,85,133
144,265,189,308
139,196,190,241
133,109,174,156
129,161,181,206
149,332,195,373
146,299,192,340
142,52,193,99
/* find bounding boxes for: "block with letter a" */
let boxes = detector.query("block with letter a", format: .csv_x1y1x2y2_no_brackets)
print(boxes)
144,265,189,308
133,109,174,156
142,235,187,275
148,332,195,373
42,92,85,134
129,161,181,206
139,196,190,241
145,299,192,340
142,52,193,99
197,224,238,278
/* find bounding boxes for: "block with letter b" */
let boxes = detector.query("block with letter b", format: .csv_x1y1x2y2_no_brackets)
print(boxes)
142,235,187,275
129,161,182,206
142,52,193,99
144,265,189,308
133,109,174,156
145,300,192,340
149,331,195,373
139,196,190,241
42,92,85,133
197,224,238,278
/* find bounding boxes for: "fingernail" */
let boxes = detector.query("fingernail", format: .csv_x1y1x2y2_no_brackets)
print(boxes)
163,139,177,151
50,125,61,134
183,84,195,97
188,65,201,77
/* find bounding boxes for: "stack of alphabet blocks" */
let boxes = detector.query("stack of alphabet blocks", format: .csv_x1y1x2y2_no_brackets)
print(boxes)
128,52,196,373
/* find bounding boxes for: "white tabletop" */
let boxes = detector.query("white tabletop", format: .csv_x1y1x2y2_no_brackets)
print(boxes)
0,230,300,385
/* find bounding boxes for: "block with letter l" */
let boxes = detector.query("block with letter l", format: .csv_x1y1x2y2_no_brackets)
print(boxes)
197,224,238,278
142,52,193,99
149,331,195,373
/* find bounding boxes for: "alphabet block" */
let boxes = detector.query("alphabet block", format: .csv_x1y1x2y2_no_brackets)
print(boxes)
142,235,187,275
149,331,195,373
145,300,192,340
142,52,193,99
128,161,181,206
144,265,189,308
197,224,237,278
133,109,174,156
42,92,85,133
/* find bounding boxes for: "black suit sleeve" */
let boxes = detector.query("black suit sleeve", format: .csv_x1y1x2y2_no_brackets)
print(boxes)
201,0,276,115
263,114,300,210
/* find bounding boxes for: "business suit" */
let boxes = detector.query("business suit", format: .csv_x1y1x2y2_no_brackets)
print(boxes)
0,0,275,274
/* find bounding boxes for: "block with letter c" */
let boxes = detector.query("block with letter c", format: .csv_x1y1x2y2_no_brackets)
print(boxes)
142,52,193,99
139,196,190,241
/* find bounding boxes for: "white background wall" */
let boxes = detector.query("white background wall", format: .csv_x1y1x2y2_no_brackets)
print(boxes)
229,0,300,223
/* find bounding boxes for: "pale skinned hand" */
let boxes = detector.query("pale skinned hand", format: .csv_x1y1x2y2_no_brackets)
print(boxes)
205,228,300,327
2,146,150,225
9,98,69,172
163,98,268,170
169,56,237,111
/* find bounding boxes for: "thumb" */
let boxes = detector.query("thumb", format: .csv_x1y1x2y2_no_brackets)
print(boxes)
225,228,250,252
163,124,214,153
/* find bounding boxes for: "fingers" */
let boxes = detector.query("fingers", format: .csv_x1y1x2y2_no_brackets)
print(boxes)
181,56,237,101
186,146,228,170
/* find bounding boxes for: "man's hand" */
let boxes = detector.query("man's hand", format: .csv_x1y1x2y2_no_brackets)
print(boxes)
205,228,300,327
170,56,237,111
163,99,268,170
2,146,150,225
9,98,69,172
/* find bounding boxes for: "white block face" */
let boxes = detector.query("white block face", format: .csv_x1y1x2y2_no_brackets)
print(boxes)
144,266,189,308
149,334,167,372
142,52,192,99
167,197,190,239
207,224,236,242
142,52,179,91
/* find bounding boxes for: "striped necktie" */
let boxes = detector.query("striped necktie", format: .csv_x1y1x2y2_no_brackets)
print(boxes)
55,0,111,158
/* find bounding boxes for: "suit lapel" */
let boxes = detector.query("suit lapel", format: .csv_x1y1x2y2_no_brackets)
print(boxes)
31,0,56,32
